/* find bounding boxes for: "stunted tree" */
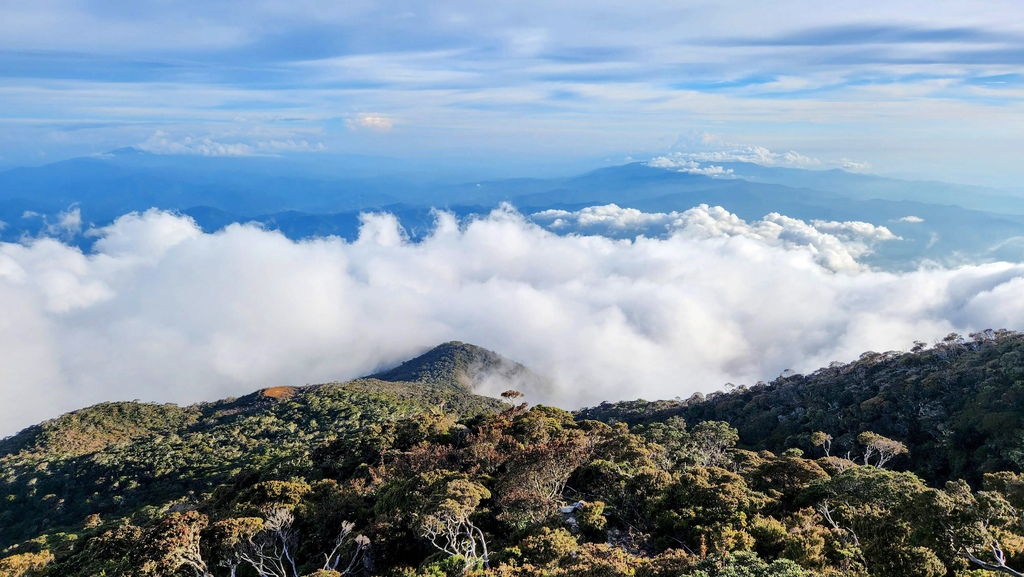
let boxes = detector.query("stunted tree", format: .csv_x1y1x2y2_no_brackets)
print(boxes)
236,509,367,577
858,432,908,468
638,416,690,469
420,479,492,572
377,470,492,573
239,508,299,577
656,465,756,554
232,480,311,517
496,406,595,527
636,418,738,469
210,517,264,577
925,478,1024,577
807,466,943,577
687,421,740,468
811,431,832,457
139,511,212,577
500,390,524,404
320,522,370,575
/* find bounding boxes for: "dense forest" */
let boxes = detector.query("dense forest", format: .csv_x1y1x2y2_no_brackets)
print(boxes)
3,336,1024,577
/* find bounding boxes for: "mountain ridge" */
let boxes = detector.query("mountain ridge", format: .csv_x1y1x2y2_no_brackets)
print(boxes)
369,341,550,395
0,341,517,456
4,152,1023,270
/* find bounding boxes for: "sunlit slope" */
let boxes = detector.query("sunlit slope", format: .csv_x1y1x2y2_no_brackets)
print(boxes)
578,330,1024,486
0,364,505,549
4,336,1024,575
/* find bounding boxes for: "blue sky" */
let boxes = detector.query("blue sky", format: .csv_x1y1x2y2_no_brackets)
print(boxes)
2,0,1024,186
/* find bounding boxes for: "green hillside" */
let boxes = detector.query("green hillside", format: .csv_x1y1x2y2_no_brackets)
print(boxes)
3,336,1024,577
578,329,1024,486
0,371,505,554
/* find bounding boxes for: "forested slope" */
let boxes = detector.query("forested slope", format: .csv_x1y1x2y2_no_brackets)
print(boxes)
579,330,1024,485
0,345,507,553
3,336,1024,577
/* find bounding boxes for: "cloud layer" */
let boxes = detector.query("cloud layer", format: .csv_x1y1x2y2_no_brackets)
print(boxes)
2,205,1023,436
533,204,899,273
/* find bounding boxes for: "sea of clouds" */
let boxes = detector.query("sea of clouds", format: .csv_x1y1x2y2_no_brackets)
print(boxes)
2,204,1023,436
533,204,901,273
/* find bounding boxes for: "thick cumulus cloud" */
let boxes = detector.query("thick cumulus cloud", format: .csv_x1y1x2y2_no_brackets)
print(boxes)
532,204,899,273
2,206,1023,436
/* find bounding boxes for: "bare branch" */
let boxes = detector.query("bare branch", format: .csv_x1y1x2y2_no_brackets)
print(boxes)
962,541,1024,577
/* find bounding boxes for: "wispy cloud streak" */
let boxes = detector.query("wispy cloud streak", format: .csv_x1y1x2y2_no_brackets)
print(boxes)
2,1,1024,183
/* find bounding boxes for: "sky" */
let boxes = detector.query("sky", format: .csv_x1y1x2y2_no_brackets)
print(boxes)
2,1,1024,185
4,1,1024,435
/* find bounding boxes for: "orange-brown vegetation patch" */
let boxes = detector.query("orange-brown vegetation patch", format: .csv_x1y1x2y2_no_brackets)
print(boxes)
260,386,298,400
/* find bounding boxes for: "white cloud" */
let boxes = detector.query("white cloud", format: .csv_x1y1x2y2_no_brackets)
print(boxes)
534,204,899,273
986,236,1024,262
650,146,821,169
652,144,881,176
534,204,678,232
841,158,871,170
897,215,925,223
2,205,1022,436
87,209,203,262
679,208,895,273
55,207,82,235
807,219,899,242
256,139,326,152
346,114,395,131
17,206,83,240
646,158,734,177
138,131,325,156
140,131,254,156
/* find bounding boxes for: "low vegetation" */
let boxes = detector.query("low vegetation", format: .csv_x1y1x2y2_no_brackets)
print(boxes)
3,336,1024,576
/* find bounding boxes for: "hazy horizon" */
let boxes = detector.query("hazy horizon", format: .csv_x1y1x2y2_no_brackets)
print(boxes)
3,1,1024,186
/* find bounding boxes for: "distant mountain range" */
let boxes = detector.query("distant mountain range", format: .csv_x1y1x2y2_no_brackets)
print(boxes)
2,148,1023,269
